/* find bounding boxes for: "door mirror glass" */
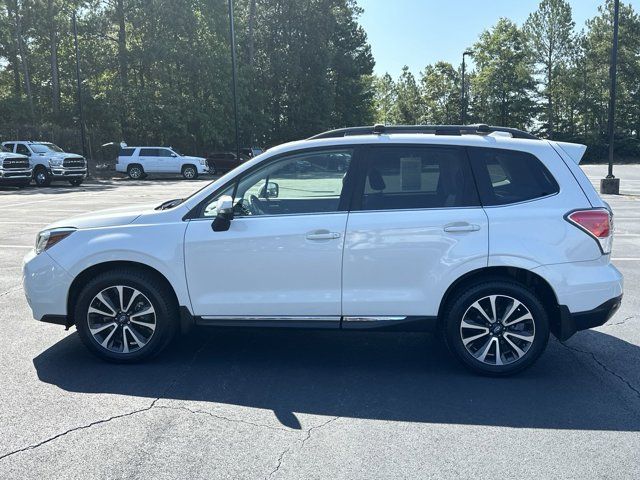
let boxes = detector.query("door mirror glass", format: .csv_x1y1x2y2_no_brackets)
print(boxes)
260,181,279,199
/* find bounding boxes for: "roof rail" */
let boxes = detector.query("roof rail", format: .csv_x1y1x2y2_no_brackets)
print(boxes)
308,124,538,140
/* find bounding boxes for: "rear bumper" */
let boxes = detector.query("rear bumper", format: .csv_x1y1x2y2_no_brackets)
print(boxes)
557,295,623,341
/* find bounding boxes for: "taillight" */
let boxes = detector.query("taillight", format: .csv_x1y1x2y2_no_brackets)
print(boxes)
566,208,613,254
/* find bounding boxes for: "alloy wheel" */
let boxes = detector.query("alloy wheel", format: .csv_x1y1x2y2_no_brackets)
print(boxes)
86,285,157,354
459,294,535,366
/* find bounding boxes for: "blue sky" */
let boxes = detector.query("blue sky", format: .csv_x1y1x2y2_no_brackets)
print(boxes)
358,0,637,76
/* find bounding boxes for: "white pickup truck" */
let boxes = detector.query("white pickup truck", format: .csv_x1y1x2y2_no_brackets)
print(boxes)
0,145,32,188
116,146,209,180
1,141,87,187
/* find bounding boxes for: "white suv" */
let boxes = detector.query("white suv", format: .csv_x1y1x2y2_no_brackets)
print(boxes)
116,146,209,180
22,125,623,375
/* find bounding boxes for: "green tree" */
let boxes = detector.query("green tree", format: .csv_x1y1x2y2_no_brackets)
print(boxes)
470,18,536,129
393,65,422,124
420,61,460,124
524,0,575,138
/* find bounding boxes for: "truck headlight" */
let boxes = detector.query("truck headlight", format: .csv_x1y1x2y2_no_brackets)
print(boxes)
49,158,63,167
35,228,76,254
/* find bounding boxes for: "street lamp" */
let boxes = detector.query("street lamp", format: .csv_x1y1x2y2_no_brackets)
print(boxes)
71,11,87,168
228,0,240,161
461,50,474,125
601,0,620,194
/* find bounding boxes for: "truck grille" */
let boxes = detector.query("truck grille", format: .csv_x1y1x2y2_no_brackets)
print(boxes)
2,158,29,170
63,158,85,168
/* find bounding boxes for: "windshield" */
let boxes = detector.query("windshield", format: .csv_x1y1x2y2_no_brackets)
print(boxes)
171,148,182,156
31,143,64,153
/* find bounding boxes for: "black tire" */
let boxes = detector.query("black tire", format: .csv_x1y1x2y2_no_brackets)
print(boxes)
442,280,550,376
208,162,217,175
182,165,198,180
74,269,178,363
69,178,83,186
33,167,52,187
127,164,144,180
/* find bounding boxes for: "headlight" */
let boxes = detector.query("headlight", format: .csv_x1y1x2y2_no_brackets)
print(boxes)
35,228,76,254
200,159,207,166
49,158,63,167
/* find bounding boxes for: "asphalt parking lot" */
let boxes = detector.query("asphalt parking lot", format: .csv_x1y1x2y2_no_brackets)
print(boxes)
0,167,639,479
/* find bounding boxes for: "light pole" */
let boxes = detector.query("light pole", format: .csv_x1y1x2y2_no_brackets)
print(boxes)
72,11,89,176
461,50,474,125
228,0,240,161
601,0,620,194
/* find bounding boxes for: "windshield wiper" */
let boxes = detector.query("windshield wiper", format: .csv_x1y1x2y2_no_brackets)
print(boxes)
156,198,184,210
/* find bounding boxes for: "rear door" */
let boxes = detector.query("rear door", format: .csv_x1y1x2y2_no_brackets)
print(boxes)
341,145,488,322
138,148,160,172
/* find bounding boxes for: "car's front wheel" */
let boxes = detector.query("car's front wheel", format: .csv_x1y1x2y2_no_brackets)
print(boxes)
33,167,52,187
442,280,550,376
74,269,178,362
182,165,198,180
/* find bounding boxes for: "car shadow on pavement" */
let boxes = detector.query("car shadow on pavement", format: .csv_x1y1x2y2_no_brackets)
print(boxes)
34,328,640,431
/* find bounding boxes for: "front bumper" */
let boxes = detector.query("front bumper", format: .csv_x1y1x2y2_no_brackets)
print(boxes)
50,167,87,178
0,168,32,180
557,295,623,341
23,249,74,323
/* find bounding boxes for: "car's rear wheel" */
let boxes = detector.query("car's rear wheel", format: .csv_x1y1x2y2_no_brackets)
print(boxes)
74,269,178,362
182,165,198,180
127,164,144,180
442,280,549,376
34,167,52,187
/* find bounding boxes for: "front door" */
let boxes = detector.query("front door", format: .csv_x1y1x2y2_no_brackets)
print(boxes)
341,145,489,320
184,147,356,321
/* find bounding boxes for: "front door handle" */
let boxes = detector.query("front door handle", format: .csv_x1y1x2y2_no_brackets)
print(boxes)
444,222,481,233
306,230,342,240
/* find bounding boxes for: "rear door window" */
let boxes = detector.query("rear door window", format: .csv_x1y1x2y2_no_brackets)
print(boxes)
139,148,159,157
357,146,479,211
4,143,15,152
468,148,559,206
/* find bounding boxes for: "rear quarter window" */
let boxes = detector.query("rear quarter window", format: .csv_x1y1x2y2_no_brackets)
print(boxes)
119,148,135,157
468,147,559,206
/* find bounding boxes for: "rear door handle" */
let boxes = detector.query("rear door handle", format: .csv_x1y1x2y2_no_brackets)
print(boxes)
444,222,481,233
306,229,342,240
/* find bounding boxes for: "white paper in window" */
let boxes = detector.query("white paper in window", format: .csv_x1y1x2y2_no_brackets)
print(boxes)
400,156,421,191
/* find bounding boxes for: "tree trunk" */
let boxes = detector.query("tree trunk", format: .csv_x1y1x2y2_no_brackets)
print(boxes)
248,0,256,66
5,0,21,96
13,1,35,119
116,0,129,138
547,63,553,139
47,0,60,117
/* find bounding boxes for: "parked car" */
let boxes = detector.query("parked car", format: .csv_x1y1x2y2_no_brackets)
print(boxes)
207,147,264,174
23,124,623,375
1,141,87,187
116,146,209,180
0,145,32,188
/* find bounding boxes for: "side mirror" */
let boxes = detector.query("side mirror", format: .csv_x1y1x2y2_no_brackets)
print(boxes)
211,195,234,232
260,181,279,199
170,153,177,157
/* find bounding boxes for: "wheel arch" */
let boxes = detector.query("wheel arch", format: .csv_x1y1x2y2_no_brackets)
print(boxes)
437,266,561,336
67,260,181,327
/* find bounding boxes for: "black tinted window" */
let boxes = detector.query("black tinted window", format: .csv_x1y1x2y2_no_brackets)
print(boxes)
158,149,174,157
119,148,135,157
139,148,158,157
16,144,30,155
360,146,479,210
4,143,15,152
468,148,559,206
